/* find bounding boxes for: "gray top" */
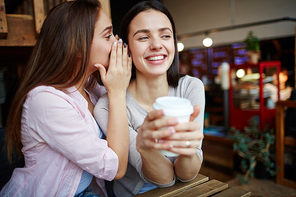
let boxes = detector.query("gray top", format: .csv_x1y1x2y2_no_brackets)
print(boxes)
94,75,205,197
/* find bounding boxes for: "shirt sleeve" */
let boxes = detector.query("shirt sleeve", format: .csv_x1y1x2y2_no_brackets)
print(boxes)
182,76,205,163
25,89,118,181
174,76,205,182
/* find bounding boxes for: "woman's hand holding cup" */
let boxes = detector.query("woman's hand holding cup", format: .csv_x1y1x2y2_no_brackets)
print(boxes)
152,97,204,156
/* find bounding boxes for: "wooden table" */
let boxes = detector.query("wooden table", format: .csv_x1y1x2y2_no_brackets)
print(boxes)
135,174,251,197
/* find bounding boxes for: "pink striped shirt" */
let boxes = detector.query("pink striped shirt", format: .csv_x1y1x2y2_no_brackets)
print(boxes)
0,85,118,197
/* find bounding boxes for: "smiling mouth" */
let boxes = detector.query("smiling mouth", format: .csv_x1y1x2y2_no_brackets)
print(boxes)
146,55,165,61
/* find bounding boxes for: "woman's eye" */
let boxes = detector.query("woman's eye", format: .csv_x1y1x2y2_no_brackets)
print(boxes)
138,36,149,41
162,35,171,39
106,34,113,39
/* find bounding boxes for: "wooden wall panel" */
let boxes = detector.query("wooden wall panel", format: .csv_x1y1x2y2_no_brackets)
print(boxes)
100,0,111,18
0,15,36,46
0,0,8,38
33,0,45,34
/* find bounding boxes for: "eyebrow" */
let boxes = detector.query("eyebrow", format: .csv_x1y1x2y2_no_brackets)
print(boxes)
133,27,172,37
100,25,113,35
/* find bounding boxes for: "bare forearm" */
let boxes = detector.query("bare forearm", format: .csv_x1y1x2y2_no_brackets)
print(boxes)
107,92,129,179
174,153,201,181
141,150,175,184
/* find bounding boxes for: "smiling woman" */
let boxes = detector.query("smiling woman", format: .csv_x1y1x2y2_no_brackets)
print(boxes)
128,10,175,77
94,1,205,197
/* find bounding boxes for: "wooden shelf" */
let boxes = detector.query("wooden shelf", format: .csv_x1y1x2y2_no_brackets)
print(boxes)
203,135,234,169
0,14,37,46
276,100,296,189
0,0,8,39
0,0,111,47
285,136,296,147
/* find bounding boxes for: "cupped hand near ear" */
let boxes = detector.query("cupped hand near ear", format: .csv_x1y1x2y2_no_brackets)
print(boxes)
96,40,132,94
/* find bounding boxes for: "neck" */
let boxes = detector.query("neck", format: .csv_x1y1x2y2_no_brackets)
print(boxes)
76,76,88,95
75,64,94,95
128,74,169,111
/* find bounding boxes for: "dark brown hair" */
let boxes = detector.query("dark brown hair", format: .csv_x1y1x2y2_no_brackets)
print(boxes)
5,0,101,162
119,0,180,87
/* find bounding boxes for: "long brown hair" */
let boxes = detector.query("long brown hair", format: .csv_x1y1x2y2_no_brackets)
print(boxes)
5,0,102,162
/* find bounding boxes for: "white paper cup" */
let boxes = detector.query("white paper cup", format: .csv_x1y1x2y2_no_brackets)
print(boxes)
153,96,193,156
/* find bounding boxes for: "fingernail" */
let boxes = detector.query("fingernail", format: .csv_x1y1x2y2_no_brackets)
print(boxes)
119,39,122,44
158,139,164,143
128,53,131,57
124,43,127,48
94,64,99,68
168,144,173,149
115,34,118,37
169,127,175,134
114,42,117,47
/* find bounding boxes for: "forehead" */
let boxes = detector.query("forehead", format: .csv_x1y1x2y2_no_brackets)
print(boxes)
129,10,172,32
95,10,112,31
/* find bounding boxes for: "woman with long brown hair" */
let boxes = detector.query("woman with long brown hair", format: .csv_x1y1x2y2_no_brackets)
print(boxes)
1,0,131,196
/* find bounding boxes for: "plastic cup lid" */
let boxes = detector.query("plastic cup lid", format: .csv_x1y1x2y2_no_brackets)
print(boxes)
153,96,193,116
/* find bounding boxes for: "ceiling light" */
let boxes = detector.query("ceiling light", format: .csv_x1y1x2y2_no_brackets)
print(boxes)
177,42,184,52
203,36,213,47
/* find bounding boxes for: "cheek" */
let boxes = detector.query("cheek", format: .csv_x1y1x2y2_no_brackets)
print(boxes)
102,43,112,59
130,43,146,58
129,44,138,59
106,45,112,56
169,42,175,53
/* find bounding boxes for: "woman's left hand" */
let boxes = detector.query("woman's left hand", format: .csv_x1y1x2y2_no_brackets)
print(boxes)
166,121,203,156
155,105,204,156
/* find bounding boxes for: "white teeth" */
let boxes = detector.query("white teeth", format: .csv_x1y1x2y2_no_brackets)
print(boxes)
147,56,164,61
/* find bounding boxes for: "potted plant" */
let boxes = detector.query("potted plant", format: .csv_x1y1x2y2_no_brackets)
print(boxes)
228,116,278,184
244,31,261,64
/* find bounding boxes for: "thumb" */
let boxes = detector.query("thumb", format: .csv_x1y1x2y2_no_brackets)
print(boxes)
95,64,106,82
190,105,201,121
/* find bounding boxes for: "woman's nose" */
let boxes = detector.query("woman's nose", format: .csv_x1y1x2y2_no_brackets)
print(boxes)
150,38,163,50
111,35,117,43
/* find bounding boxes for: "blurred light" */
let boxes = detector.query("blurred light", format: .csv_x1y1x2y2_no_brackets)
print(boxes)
177,42,184,52
236,69,245,78
241,73,260,81
203,36,213,47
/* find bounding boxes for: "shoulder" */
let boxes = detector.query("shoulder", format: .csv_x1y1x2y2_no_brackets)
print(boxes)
179,75,204,86
26,86,78,111
23,86,80,123
96,93,109,107
28,86,67,101
174,75,205,107
87,83,107,98
178,75,205,92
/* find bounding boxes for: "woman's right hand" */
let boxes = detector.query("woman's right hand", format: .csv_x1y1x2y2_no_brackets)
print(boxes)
136,110,179,154
96,39,132,94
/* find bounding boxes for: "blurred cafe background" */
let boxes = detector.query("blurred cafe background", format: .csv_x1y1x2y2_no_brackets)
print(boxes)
0,0,296,195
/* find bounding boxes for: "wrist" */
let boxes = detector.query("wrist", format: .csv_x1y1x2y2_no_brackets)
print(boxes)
108,91,126,99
